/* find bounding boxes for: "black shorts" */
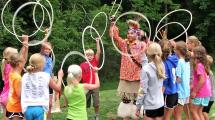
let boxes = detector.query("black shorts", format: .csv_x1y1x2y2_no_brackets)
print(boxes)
203,101,214,113
49,87,53,94
6,111,24,119
145,106,164,118
164,93,178,109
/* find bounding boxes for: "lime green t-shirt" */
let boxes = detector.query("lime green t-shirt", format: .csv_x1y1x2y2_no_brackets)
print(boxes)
64,84,87,120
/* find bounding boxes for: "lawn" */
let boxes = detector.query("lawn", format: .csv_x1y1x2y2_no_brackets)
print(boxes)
50,80,215,120
1,80,215,120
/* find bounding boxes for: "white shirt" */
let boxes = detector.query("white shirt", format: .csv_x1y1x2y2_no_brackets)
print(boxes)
21,72,50,113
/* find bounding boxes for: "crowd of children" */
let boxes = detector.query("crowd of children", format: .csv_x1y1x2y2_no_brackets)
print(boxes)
0,18,214,120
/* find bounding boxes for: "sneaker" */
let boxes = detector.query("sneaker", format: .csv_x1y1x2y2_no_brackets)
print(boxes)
94,115,99,120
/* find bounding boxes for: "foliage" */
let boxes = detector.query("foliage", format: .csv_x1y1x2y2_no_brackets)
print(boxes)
0,0,215,88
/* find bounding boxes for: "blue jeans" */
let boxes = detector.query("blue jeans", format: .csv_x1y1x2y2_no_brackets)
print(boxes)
25,106,46,120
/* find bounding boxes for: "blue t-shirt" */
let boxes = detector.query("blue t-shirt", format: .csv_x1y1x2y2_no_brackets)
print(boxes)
43,55,53,76
176,59,190,98
163,54,179,94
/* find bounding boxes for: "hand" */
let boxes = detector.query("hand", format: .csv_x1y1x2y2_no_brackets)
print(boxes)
135,109,140,117
58,69,64,78
93,67,99,72
22,35,29,47
190,91,196,98
45,28,49,34
95,37,100,43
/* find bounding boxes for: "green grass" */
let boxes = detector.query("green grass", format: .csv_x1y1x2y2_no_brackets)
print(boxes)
1,80,215,120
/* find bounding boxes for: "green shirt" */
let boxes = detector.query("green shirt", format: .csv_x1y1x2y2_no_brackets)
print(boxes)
64,84,87,120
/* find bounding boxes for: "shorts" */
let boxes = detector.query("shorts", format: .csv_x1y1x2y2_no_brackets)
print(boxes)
6,111,24,119
164,93,178,109
25,106,46,120
192,97,210,106
203,101,214,113
145,106,164,118
49,87,53,94
86,89,99,108
178,97,190,105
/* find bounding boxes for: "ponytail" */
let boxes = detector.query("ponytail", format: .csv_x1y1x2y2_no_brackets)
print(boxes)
26,65,35,73
154,54,166,80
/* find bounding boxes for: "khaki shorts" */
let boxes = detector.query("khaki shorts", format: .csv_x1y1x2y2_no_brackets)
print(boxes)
117,80,140,100
86,88,99,108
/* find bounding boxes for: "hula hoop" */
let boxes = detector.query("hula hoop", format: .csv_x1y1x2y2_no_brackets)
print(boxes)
153,9,192,41
90,12,108,40
12,1,53,46
60,51,93,87
155,22,188,42
109,0,122,16
82,26,105,70
111,11,151,57
33,0,45,32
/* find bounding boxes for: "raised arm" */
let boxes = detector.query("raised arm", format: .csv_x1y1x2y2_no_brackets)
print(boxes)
19,35,29,72
109,22,125,49
95,38,101,61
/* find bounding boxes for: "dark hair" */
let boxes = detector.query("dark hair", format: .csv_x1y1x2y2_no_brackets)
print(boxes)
176,41,190,62
193,46,209,74
158,40,172,61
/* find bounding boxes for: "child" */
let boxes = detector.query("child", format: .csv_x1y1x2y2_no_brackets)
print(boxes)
186,36,201,55
21,53,62,120
174,41,191,120
136,42,166,120
1,35,28,120
202,55,214,120
191,46,211,120
61,64,100,120
159,40,178,120
40,30,54,120
80,38,101,120
6,53,28,120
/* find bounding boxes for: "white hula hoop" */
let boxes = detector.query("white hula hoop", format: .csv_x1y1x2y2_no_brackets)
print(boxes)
82,26,105,70
90,12,108,40
112,11,151,57
153,9,192,41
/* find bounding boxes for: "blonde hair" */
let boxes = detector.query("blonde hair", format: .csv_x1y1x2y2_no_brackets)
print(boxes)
26,53,45,73
85,49,94,55
207,55,213,66
8,53,22,68
41,41,52,50
1,47,18,78
187,36,201,47
147,43,166,80
64,65,82,96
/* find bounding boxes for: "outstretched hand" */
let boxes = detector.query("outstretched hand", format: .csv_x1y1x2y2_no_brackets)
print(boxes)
58,69,64,78
21,35,29,47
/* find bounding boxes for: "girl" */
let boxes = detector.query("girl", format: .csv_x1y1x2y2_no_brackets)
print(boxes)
202,55,214,120
186,36,201,55
21,53,62,120
6,53,26,120
159,40,178,120
1,35,28,120
61,64,100,120
136,42,166,120
174,41,191,120
191,46,211,120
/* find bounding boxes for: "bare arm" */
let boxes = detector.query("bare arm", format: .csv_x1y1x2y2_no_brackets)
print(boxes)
49,70,63,92
19,35,29,73
191,75,205,98
95,38,101,61
83,67,100,90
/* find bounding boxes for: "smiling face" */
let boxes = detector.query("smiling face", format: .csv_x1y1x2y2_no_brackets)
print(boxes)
127,30,137,42
85,49,94,61
41,42,52,56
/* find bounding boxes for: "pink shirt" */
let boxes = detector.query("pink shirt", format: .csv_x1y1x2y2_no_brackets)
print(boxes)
80,56,98,84
0,64,12,105
193,63,211,98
